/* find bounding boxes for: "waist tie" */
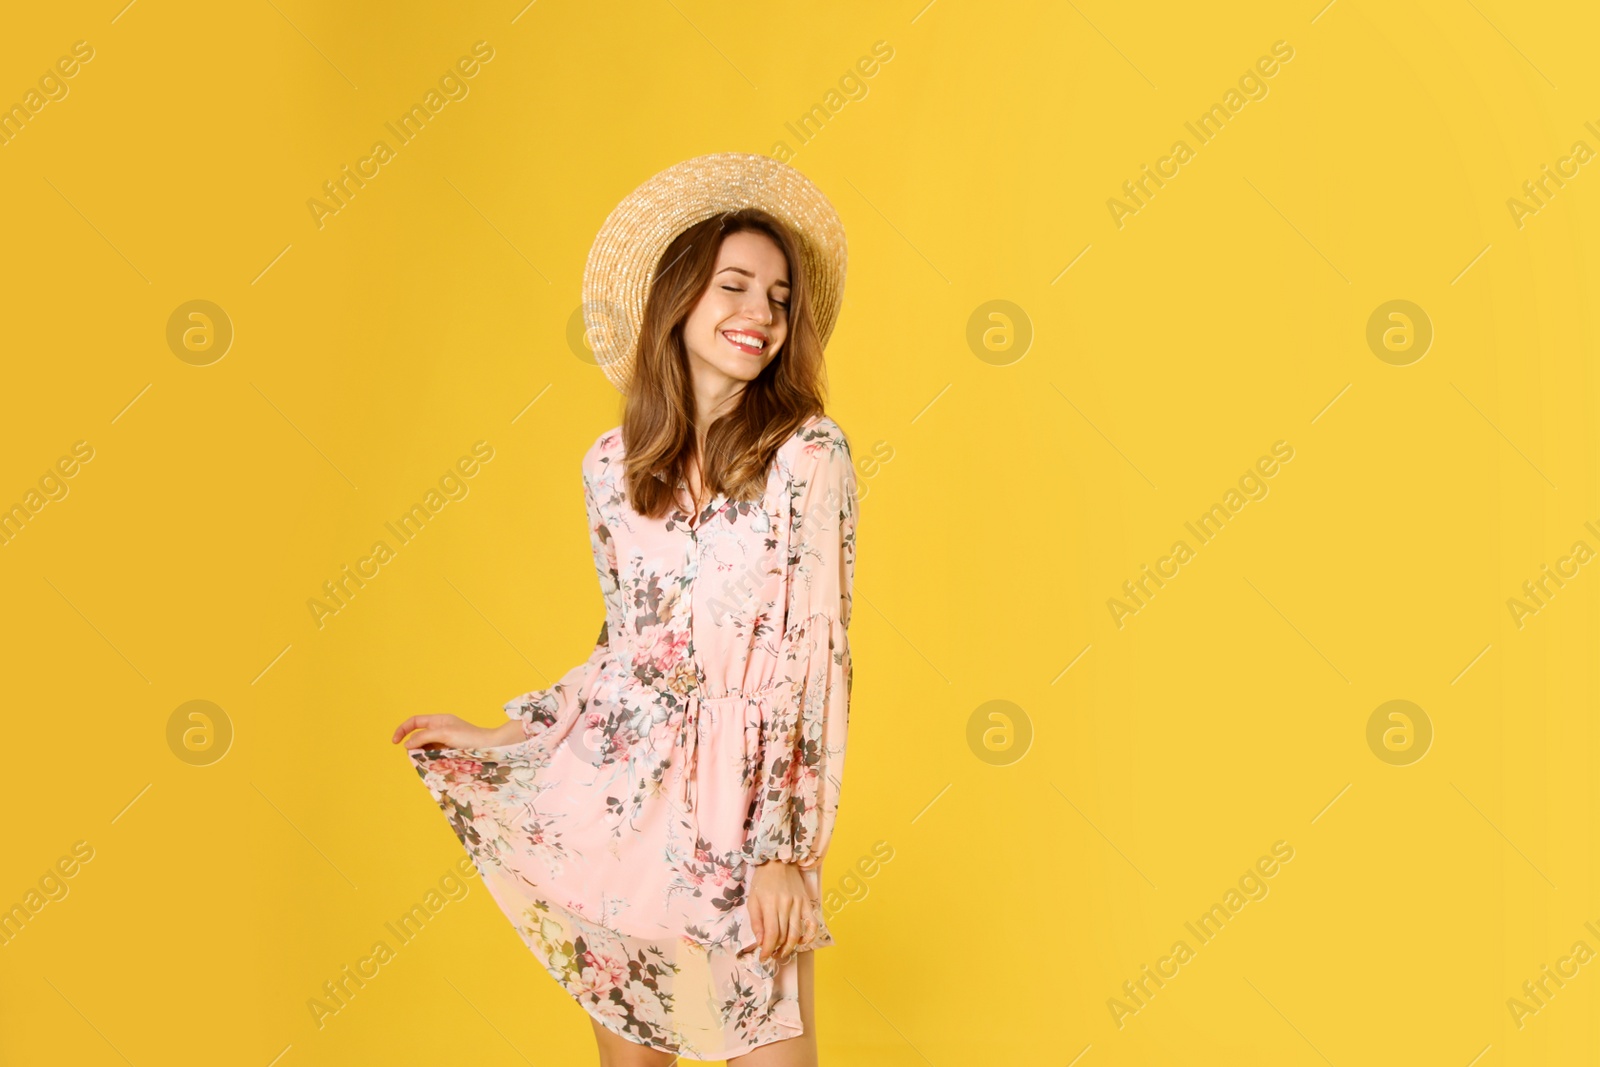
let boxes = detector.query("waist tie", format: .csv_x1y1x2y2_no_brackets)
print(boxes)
673,692,702,816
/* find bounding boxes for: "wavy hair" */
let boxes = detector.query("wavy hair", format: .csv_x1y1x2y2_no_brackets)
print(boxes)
621,207,828,518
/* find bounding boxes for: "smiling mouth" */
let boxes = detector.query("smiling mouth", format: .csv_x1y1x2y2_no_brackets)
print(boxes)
722,330,767,355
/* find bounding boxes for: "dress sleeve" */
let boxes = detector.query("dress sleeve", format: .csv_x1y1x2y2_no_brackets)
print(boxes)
745,427,858,870
504,441,622,741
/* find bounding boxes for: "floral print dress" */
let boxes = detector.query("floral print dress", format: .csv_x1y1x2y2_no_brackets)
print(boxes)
408,413,857,1060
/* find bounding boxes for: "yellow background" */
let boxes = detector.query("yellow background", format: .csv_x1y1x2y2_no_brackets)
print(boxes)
2,0,1597,1063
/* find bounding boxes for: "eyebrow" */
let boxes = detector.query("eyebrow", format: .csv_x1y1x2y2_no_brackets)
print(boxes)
716,266,790,289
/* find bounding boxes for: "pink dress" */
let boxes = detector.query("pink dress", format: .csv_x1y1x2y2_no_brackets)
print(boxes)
408,413,857,1060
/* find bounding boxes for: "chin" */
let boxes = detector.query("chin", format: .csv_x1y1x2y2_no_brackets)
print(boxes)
694,349,770,384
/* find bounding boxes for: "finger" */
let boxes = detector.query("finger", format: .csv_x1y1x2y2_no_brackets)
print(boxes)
781,898,802,958
747,903,764,954
776,899,794,958
772,906,792,961
771,911,788,961
763,902,785,961
404,729,443,750
754,898,777,960
394,715,442,744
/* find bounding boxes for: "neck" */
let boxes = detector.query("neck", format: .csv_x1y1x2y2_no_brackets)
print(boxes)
688,362,747,441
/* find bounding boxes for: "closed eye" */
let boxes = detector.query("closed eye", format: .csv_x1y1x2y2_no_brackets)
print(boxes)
723,284,790,310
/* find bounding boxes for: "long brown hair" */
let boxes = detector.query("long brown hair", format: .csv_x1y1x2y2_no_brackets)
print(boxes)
621,207,828,518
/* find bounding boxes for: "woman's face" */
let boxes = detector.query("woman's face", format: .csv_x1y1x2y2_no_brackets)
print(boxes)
681,229,791,386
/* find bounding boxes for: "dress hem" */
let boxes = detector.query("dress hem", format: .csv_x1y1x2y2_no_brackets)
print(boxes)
589,941,833,1061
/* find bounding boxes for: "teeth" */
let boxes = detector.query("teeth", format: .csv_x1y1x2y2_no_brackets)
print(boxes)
724,331,765,350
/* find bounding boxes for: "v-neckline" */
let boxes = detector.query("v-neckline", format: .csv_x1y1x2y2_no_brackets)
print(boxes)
676,480,723,531
677,445,721,531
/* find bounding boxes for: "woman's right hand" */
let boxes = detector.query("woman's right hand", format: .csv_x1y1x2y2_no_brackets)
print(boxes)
391,714,524,751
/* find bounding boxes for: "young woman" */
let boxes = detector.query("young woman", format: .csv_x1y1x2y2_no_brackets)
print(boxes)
391,154,857,1065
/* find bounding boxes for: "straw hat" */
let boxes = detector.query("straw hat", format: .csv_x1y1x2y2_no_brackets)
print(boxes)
580,152,848,393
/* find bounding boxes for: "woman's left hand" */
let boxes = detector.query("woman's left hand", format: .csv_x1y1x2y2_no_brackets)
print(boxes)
747,860,817,963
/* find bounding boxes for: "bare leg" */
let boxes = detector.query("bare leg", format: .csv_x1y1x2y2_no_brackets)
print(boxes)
588,1015,683,1067
727,949,817,1067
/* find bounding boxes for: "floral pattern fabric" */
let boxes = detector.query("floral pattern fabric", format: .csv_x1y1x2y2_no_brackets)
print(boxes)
408,413,856,1060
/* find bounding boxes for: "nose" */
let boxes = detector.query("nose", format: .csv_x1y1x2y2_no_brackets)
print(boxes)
739,289,773,325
